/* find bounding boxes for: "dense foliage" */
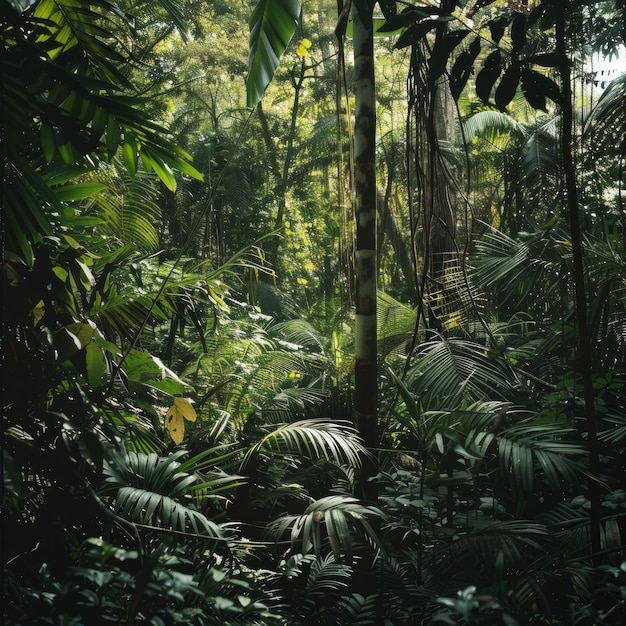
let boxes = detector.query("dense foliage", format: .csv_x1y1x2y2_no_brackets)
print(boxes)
2,0,625,624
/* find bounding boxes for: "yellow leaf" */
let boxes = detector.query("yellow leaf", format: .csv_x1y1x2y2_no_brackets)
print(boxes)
31,300,45,326
165,398,197,445
296,44,308,58
173,397,196,422
166,407,185,445
301,38,312,49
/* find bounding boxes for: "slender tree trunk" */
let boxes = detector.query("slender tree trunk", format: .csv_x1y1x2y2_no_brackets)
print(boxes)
556,5,601,563
352,0,378,504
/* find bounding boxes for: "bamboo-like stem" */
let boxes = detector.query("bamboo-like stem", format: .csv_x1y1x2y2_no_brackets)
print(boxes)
352,0,378,505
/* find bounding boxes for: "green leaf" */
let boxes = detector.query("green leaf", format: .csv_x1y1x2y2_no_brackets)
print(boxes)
66,322,95,349
429,29,469,89
495,63,520,111
40,122,56,163
377,0,397,21
449,37,481,101
525,52,565,68
488,16,508,44
521,68,561,110
53,182,108,201
123,135,138,177
57,141,75,165
246,0,301,107
141,148,177,191
510,12,526,53
476,50,502,104
85,341,106,388
394,19,439,50
378,7,433,32
106,119,121,155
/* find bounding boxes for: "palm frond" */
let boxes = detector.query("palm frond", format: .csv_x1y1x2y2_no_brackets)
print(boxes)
406,336,512,409
430,519,548,578
377,292,416,360
271,318,327,353
336,593,379,625
519,130,560,196
584,72,626,157
541,501,597,556
473,227,534,287
267,495,384,560
473,226,568,317
497,422,586,492
462,109,526,144
88,163,162,251
258,386,329,423
102,450,222,536
286,553,352,623
241,419,368,470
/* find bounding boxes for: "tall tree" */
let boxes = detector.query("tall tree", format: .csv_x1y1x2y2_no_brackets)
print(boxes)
350,0,379,502
246,0,381,501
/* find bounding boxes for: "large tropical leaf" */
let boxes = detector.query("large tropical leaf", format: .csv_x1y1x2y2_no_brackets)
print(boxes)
1,0,202,263
247,0,301,107
268,495,384,560
241,419,369,470
584,72,626,158
102,450,222,536
88,163,162,251
496,422,587,492
405,335,513,409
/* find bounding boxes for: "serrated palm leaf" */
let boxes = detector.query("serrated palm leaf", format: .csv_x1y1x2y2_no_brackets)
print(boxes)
89,164,162,251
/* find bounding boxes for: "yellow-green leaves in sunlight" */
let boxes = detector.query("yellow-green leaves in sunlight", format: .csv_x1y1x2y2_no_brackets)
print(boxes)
165,397,197,445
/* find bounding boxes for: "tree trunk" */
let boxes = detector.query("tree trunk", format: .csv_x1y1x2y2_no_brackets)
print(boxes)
556,4,601,563
409,30,458,332
352,0,378,505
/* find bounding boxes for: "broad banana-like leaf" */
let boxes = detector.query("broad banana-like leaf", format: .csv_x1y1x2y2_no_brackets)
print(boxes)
247,0,301,107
